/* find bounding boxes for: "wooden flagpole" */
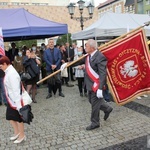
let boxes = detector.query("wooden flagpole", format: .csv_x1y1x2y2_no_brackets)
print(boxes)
37,22,150,85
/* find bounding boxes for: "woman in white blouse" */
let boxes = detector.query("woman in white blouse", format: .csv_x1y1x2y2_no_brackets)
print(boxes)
0,56,26,144
74,47,87,97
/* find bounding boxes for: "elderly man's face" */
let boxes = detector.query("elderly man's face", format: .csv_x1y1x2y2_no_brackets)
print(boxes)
85,42,92,54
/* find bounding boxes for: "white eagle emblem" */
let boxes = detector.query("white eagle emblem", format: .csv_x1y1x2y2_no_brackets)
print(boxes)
120,60,138,78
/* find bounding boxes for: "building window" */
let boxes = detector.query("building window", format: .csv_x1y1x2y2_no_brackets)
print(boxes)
115,5,121,13
99,12,105,18
20,3,29,5
118,5,121,13
32,3,49,6
32,3,40,6
146,0,150,5
146,10,150,15
39,3,48,6
0,2,7,5
130,5,133,11
12,2,19,5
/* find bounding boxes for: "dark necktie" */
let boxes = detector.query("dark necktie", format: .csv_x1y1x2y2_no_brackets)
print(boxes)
89,54,92,62
50,49,55,64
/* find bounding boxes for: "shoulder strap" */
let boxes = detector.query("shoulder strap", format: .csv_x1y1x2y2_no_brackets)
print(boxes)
20,82,25,95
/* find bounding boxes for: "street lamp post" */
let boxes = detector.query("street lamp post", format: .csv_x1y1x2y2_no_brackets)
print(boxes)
67,0,94,48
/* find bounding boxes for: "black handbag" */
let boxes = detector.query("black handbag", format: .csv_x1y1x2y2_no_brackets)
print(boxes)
48,72,61,85
20,72,32,81
19,105,34,125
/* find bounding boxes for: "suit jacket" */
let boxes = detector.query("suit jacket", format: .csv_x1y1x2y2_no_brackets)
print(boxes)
23,56,39,78
66,47,74,61
72,50,107,91
44,48,61,72
85,50,107,91
61,51,68,64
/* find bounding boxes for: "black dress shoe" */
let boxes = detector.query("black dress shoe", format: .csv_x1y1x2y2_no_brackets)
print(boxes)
80,93,83,97
84,93,88,97
86,124,100,130
46,93,52,99
0,102,2,106
104,107,113,121
59,92,65,97
4,103,7,107
33,100,37,103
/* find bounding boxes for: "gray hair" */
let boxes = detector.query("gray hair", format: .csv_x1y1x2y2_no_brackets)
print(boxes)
48,38,54,42
88,39,97,49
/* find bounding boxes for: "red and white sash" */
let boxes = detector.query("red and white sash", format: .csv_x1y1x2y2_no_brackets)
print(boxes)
85,55,100,93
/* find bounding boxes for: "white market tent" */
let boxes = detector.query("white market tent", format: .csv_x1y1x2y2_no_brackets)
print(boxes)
71,12,150,40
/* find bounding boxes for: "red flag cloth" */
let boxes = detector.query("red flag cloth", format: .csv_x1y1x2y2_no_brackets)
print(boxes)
101,29,150,105
0,28,5,56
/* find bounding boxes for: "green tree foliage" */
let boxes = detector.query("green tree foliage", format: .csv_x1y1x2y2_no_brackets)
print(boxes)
15,39,37,49
56,33,76,46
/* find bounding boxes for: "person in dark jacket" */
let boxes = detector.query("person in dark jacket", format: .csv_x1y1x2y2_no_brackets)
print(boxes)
62,39,113,130
84,39,113,130
60,45,74,87
5,42,18,64
65,42,75,81
23,49,41,103
44,39,65,99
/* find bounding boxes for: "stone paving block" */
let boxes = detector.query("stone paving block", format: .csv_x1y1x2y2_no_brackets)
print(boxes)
0,86,149,149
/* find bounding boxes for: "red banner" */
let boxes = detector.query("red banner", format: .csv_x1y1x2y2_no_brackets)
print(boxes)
0,28,5,56
101,29,150,105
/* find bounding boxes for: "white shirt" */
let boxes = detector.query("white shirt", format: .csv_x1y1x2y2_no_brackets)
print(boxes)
4,65,21,109
74,55,85,78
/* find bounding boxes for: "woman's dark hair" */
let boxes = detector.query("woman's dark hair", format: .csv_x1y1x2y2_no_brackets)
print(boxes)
0,56,10,65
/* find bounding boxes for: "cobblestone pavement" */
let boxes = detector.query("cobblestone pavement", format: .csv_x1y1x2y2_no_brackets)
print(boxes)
0,82,150,150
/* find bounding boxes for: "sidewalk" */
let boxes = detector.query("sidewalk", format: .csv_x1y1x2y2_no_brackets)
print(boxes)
0,83,149,150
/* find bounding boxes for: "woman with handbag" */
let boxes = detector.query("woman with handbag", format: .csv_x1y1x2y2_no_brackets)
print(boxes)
23,49,40,103
0,56,26,144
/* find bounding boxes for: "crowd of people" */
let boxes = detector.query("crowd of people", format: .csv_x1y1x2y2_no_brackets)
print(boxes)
0,40,92,106
0,38,116,144
0,33,149,146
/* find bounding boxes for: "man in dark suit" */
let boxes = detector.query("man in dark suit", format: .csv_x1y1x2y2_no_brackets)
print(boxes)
84,39,113,130
61,39,113,130
44,39,65,98
5,42,18,64
65,42,75,81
